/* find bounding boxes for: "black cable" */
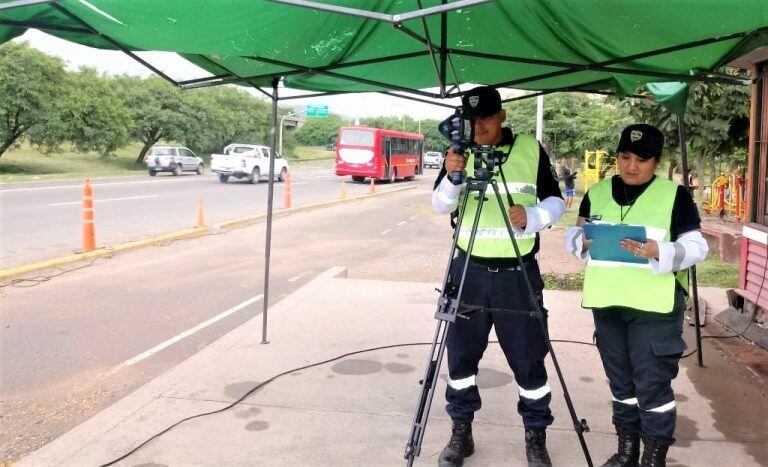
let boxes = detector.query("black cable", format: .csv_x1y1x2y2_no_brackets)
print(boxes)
99,338,596,466
681,240,768,357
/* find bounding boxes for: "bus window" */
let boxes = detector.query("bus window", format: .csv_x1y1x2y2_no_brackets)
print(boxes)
339,128,375,146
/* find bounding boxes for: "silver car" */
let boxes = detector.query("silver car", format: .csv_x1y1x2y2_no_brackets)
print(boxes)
146,146,204,176
423,151,444,169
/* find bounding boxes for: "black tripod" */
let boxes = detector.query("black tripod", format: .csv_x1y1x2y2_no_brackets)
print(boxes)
404,150,593,466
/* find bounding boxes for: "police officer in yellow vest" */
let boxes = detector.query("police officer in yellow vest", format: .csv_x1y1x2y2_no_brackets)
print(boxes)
433,86,565,467
565,124,708,467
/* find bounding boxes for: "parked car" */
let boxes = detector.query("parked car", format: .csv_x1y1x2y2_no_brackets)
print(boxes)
423,150,444,169
209,144,289,184
146,146,204,176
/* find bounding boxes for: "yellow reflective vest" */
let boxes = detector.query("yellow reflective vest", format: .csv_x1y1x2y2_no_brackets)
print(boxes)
582,177,688,313
457,134,539,258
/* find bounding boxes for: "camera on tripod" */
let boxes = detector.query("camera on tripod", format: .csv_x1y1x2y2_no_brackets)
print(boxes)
438,107,504,183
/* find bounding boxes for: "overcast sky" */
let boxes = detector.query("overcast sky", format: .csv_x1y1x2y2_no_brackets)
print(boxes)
16,30,464,121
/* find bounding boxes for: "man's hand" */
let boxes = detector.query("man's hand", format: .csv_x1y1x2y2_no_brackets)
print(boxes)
508,205,527,229
444,148,466,173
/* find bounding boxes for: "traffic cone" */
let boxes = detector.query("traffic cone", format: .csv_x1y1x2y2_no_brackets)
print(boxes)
369,178,375,194
283,170,292,209
82,179,96,252
340,181,347,199
196,197,205,227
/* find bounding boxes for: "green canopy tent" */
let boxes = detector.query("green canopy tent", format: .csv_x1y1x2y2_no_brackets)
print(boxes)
2,1,767,463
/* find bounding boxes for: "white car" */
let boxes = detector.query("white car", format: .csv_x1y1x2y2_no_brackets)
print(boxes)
210,144,289,184
423,151,444,169
146,146,204,176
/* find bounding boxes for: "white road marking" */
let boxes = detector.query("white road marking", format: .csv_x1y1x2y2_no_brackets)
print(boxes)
117,294,264,368
287,271,310,282
381,229,392,235
0,178,204,193
409,215,417,220
397,221,406,226
49,195,158,206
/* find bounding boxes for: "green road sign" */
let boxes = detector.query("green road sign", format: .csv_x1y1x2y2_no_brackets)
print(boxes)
306,105,328,118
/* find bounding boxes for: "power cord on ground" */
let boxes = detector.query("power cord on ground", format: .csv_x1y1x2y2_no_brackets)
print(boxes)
98,338,596,466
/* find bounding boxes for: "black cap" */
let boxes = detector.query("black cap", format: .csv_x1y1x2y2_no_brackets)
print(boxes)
617,124,664,159
461,86,502,118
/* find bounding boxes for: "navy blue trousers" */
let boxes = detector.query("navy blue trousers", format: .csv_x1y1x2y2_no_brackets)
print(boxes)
593,289,687,445
445,256,554,428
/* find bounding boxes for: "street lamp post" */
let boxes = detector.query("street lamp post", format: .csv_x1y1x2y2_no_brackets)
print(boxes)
279,111,302,157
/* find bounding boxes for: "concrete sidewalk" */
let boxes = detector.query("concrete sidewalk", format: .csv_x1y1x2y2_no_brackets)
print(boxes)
20,269,768,466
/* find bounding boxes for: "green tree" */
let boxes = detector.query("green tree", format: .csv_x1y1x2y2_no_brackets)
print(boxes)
295,114,345,146
625,80,750,199
113,75,188,164
0,42,66,158
503,93,631,161
179,86,272,157
33,67,131,158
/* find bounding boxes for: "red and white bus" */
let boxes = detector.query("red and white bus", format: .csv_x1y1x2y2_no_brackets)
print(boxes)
335,126,424,182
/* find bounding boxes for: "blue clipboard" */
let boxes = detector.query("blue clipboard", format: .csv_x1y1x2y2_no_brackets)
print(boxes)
583,223,648,264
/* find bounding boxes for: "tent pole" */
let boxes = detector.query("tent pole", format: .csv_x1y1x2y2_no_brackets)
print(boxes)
439,0,447,97
261,78,280,345
677,115,704,367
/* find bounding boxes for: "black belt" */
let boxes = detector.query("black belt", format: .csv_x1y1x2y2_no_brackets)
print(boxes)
457,250,534,272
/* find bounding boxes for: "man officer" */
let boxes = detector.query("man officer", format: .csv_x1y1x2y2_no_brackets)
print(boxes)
432,86,565,466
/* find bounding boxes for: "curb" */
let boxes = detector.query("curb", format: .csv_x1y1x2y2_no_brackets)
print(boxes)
0,185,416,282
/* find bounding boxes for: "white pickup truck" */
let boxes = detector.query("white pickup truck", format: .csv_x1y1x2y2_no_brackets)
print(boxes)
210,144,289,184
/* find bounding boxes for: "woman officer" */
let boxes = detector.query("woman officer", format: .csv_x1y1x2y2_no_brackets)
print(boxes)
564,124,708,467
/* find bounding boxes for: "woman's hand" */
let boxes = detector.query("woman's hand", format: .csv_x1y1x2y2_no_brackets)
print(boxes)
619,238,659,260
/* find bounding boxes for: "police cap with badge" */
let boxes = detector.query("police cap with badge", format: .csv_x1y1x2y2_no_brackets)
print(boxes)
461,86,502,118
617,123,664,160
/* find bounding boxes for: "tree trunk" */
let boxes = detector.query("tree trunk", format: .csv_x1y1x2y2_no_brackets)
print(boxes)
0,131,23,159
667,160,678,181
696,152,706,204
135,138,160,165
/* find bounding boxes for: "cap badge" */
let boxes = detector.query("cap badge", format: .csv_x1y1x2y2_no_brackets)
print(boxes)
468,96,479,107
630,130,643,142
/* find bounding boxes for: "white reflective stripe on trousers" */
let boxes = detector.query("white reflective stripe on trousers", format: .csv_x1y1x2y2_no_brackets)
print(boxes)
612,396,639,405
447,374,477,390
518,382,551,400
643,400,676,413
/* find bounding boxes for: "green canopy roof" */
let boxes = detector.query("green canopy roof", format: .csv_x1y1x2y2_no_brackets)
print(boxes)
1,0,766,98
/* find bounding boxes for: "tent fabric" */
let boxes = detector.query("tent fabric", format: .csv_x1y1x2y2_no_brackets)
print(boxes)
1,1,767,96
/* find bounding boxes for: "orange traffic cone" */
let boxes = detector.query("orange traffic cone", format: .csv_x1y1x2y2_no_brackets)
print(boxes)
82,179,96,252
340,181,347,199
196,197,205,227
283,170,292,209
369,178,375,194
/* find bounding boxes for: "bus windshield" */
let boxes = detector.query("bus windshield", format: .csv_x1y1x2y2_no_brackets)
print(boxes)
339,129,374,147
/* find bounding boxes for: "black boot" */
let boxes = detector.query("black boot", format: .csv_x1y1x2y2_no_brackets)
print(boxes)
600,426,640,467
438,422,474,467
524,427,552,467
640,438,669,467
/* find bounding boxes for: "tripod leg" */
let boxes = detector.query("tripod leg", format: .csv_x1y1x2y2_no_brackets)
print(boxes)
405,184,489,464
489,180,594,466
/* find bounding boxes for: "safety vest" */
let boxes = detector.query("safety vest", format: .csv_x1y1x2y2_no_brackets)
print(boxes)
582,177,689,313
456,134,539,258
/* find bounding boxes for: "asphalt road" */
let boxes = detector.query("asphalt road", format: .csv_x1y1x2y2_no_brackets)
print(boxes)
0,160,407,269
0,171,447,463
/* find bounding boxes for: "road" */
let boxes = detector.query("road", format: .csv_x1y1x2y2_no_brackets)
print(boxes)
0,160,406,269
0,172,448,463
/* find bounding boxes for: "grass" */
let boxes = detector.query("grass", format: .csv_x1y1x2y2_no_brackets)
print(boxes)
0,143,335,182
288,146,335,161
695,253,739,288
0,142,148,182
